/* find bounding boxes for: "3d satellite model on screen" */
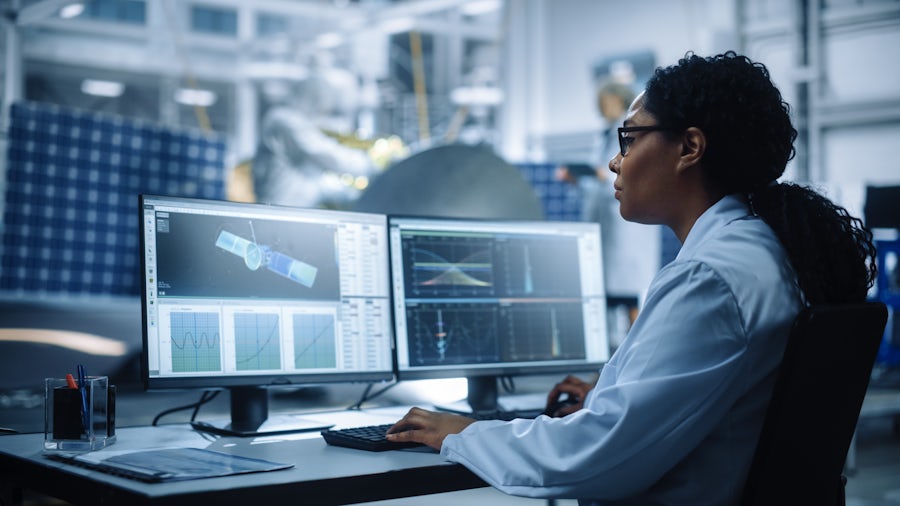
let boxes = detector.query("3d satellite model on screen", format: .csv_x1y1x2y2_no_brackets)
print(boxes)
215,228,317,287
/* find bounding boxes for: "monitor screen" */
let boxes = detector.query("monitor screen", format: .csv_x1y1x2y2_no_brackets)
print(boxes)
139,195,393,435
388,216,609,412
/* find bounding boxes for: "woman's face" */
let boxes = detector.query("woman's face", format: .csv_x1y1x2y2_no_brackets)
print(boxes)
609,94,683,225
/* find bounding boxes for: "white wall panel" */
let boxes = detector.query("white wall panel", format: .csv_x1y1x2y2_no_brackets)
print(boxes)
823,122,900,216
540,0,697,134
823,27,900,102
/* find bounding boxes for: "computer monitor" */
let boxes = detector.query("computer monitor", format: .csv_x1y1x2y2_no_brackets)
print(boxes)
139,195,393,436
388,216,610,413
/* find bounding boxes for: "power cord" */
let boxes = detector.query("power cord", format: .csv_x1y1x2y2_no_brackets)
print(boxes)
500,375,516,394
347,381,398,410
151,390,221,426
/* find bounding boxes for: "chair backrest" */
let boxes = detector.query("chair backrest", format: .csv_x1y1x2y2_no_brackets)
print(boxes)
740,302,888,506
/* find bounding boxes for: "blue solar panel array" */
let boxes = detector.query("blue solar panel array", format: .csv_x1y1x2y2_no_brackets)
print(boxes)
515,162,582,222
1,101,227,297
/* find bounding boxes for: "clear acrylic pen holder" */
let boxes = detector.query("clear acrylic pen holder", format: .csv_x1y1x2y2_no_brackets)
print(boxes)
43,376,116,452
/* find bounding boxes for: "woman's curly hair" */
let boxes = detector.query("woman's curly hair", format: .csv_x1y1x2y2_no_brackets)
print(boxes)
643,51,876,304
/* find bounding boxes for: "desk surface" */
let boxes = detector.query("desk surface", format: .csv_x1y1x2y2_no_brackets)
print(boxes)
0,407,487,506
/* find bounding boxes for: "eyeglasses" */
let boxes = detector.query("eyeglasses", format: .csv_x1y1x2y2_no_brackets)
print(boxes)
617,126,674,157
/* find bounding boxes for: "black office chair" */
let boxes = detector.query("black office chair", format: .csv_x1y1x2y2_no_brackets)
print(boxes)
740,302,888,506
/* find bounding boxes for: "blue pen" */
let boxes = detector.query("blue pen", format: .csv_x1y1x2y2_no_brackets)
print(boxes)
76,364,89,434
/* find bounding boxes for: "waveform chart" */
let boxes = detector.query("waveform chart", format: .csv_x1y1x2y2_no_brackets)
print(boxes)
503,303,587,361
170,312,222,373
234,312,282,371
408,240,495,296
408,306,500,366
292,313,337,369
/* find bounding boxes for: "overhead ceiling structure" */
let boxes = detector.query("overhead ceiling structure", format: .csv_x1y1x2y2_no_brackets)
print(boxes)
8,0,501,79
2,0,505,153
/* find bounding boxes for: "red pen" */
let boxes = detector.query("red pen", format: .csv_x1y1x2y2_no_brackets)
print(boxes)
65,373,78,389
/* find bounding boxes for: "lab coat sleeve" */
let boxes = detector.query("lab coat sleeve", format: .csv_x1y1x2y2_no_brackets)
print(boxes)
440,259,752,500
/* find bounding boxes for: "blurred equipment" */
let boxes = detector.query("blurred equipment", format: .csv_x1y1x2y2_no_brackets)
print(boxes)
0,298,142,392
252,53,392,209
352,144,543,220
865,185,900,230
865,185,900,381
252,105,377,209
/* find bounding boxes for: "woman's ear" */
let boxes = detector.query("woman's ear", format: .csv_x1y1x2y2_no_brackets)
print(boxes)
676,127,706,173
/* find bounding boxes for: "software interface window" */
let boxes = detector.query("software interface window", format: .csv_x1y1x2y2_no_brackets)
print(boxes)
140,196,394,387
388,217,610,380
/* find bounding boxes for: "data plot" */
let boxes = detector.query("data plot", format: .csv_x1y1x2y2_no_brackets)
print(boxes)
503,304,586,361
292,314,337,369
234,313,282,371
407,305,500,366
170,312,221,373
406,236,494,297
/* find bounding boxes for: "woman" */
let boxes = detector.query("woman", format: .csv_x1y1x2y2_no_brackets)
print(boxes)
386,52,876,505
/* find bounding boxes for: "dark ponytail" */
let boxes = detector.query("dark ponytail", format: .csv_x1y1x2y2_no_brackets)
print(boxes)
750,182,876,305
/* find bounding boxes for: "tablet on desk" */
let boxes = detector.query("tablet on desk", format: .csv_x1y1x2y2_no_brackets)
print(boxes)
47,447,293,483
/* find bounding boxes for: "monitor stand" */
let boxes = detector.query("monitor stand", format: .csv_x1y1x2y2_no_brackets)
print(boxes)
435,376,500,415
190,386,333,437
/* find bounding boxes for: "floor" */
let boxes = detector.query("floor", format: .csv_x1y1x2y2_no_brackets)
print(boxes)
2,380,899,505
845,414,900,506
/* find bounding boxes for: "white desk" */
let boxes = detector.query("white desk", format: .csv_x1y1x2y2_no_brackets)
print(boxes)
0,407,487,506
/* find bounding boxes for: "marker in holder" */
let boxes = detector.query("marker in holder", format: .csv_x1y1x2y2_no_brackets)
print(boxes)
43,376,116,452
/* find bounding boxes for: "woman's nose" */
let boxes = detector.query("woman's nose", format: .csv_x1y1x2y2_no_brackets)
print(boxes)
608,155,621,174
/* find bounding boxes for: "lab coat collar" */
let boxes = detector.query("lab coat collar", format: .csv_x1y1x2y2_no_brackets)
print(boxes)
675,194,752,261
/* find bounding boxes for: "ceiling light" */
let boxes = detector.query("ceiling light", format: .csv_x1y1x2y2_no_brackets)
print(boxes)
0,329,128,357
174,88,217,107
80,79,125,97
245,62,309,81
316,32,344,49
59,2,85,19
460,0,502,16
378,17,415,34
450,85,504,106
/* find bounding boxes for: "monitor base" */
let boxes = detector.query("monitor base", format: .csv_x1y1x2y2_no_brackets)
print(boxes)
434,392,547,416
190,415,333,437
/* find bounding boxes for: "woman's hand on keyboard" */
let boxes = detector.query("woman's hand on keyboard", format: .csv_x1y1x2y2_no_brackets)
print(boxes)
545,374,594,417
385,407,476,450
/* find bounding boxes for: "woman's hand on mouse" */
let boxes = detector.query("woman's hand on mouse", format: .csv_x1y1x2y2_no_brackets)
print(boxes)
386,407,476,450
545,375,594,417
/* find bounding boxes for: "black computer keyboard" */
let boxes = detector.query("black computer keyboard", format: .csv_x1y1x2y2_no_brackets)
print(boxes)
321,409,545,452
321,423,423,452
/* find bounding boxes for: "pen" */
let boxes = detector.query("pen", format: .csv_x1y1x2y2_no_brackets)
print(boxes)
65,373,78,389
76,364,89,434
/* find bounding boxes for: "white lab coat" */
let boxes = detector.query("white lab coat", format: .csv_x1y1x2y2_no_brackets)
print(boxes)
441,195,803,505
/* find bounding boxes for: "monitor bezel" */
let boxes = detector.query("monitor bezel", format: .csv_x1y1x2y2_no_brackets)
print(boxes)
138,194,395,392
386,215,609,384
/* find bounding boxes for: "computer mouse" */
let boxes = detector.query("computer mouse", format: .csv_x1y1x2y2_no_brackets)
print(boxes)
543,395,579,417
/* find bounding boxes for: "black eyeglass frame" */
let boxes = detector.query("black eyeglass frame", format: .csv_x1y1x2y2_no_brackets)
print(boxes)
617,126,677,157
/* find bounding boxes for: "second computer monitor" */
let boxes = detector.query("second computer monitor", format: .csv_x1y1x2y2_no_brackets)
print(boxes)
388,216,610,412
